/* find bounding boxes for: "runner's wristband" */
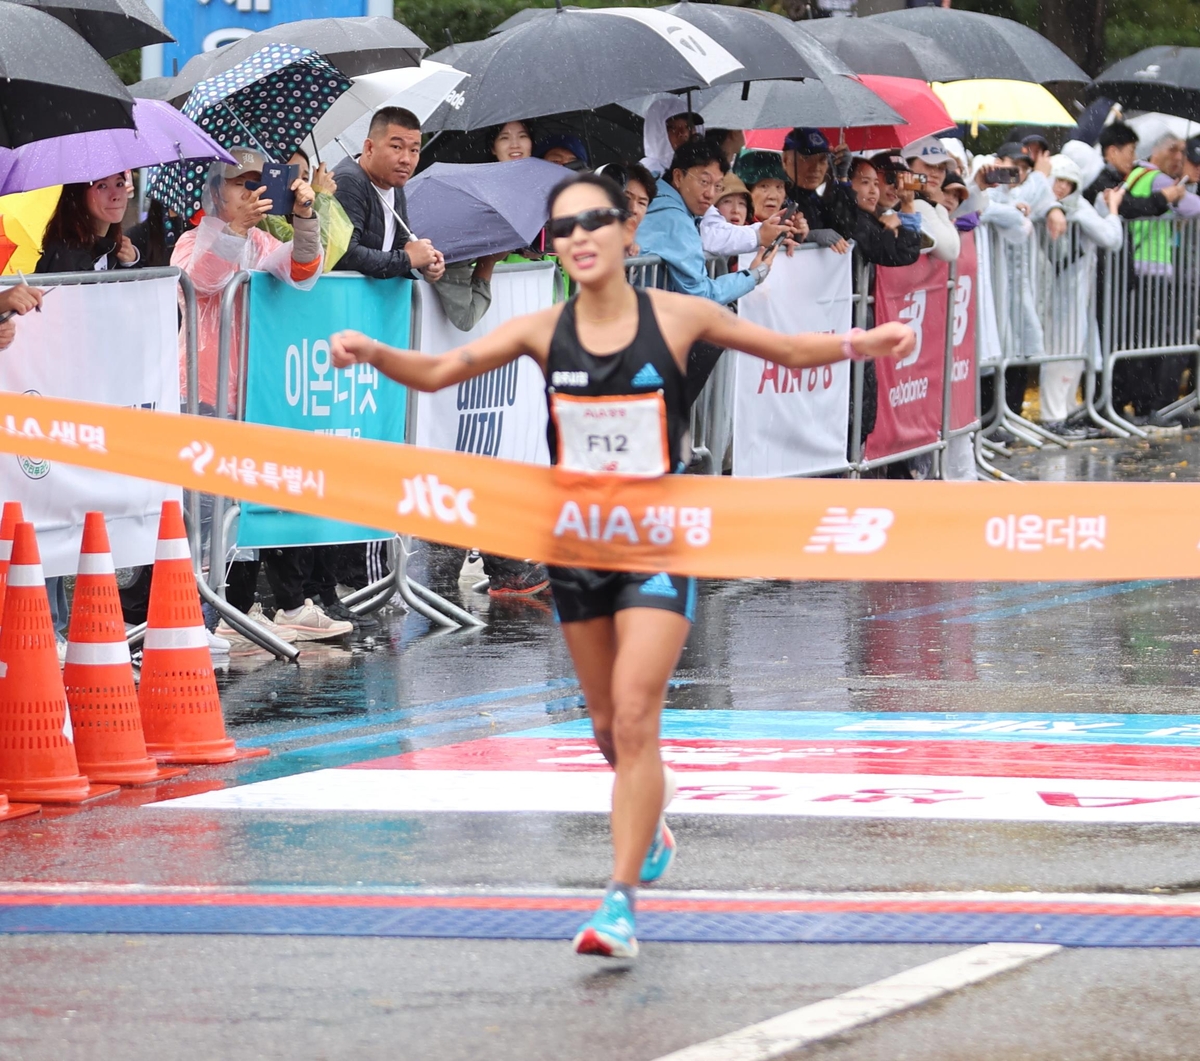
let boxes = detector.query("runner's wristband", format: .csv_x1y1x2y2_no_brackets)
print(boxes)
841,327,867,361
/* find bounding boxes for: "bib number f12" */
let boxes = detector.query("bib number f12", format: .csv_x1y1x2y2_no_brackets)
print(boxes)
551,391,670,477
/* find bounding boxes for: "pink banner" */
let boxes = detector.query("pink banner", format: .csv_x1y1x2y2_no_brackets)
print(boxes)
866,254,949,461
950,231,979,432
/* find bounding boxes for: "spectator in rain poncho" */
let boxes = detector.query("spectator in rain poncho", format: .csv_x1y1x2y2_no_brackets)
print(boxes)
258,147,353,274
1033,154,1124,430
640,97,704,178
172,148,322,416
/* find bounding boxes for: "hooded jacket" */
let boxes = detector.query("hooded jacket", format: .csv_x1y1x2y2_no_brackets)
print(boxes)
636,178,757,305
640,97,703,178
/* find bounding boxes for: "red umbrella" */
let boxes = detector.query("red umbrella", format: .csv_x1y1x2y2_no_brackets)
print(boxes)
0,218,16,274
745,75,954,153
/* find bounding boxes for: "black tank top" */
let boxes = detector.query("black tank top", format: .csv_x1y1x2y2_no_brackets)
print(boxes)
544,287,689,472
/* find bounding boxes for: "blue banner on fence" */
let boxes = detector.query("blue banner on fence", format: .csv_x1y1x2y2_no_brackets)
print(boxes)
239,272,411,548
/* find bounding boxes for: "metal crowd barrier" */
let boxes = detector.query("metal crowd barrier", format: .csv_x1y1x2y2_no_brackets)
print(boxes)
207,270,482,659
0,266,207,650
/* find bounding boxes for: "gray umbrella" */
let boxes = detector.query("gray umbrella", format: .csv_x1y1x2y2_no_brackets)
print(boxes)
164,16,426,106
405,158,568,263
1087,47,1200,118
0,5,135,148
684,76,904,133
804,18,968,83
869,8,1088,85
422,7,748,133
0,0,172,60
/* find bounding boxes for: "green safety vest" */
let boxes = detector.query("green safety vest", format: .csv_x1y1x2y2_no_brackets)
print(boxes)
1126,166,1173,268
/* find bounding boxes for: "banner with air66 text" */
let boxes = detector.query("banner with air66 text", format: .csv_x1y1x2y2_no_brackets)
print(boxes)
867,254,949,461
415,261,554,465
732,247,852,477
241,271,412,547
0,275,181,577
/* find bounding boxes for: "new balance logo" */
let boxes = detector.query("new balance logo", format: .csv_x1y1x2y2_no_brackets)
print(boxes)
398,474,476,526
631,363,664,388
804,507,894,554
639,572,678,598
551,371,588,387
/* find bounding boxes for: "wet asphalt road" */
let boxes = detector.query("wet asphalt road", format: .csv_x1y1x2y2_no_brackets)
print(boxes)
3,430,1200,1060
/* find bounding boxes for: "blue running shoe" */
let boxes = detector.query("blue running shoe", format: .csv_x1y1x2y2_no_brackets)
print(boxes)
640,822,676,884
572,891,639,959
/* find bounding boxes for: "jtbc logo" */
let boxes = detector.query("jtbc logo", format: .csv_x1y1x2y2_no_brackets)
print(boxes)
397,474,476,526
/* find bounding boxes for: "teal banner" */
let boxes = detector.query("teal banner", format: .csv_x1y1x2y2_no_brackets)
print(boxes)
239,272,412,547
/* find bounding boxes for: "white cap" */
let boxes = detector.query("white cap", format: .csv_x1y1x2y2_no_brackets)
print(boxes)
903,136,952,165
220,148,266,179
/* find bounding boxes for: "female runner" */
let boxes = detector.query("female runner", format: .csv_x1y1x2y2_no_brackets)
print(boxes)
331,173,915,959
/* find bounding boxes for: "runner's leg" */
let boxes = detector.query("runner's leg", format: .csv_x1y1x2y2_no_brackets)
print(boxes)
608,608,690,885
560,616,618,767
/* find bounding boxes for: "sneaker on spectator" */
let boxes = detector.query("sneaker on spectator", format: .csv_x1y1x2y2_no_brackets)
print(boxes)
56,638,67,667
322,597,379,631
272,599,354,642
215,603,299,651
206,629,231,656
487,563,550,598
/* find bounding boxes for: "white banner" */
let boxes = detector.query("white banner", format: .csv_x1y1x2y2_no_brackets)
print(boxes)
732,248,853,477
415,263,554,465
0,275,181,576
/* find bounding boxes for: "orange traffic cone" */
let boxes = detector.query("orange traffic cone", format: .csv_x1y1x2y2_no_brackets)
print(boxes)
65,513,187,786
139,501,267,764
0,523,118,803
0,501,25,623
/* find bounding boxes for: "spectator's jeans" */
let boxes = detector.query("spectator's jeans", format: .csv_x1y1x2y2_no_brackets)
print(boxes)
46,576,69,641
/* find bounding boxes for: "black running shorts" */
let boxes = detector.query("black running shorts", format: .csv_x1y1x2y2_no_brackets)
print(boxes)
548,566,696,624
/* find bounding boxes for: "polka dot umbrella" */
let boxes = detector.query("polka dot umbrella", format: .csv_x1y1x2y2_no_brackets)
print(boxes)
147,44,350,221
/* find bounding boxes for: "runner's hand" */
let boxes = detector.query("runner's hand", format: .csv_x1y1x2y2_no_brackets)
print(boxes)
331,329,376,370
854,322,917,362
0,285,42,316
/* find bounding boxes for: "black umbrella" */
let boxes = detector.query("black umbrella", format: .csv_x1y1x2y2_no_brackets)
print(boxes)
1087,47,1200,119
129,75,174,101
869,8,1088,85
422,105,645,171
165,16,427,106
0,5,135,148
803,18,968,83
0,0,172,60
683,75,904,133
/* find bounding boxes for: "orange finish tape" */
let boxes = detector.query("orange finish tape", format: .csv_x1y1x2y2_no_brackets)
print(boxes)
0,392,1196,582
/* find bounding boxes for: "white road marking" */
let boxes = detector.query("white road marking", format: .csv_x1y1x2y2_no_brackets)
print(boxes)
650,943,1062,1061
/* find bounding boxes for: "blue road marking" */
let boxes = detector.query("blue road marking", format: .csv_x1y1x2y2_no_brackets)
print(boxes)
514,709,1200,746
943,581,1167,623
864,580,1166,623
863,582,1075,621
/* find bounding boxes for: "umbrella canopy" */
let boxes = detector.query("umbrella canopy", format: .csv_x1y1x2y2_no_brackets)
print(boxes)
744,75,953,153
1087,47,1200,119
803,18,968,82
147,45,350,219
164,17,427,108
0,5,135,148
422,106,644,172
422,7,743,133
130,75,174,101
313,62,469,164
869,8,1088,85
0,185,59,274
0,0,171,60
0,216,17,273
405,158,568,263
933,80,1075,135
0,99,234,196
687,75,904,135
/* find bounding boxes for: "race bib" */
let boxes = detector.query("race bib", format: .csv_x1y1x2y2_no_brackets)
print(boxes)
551,391,670,477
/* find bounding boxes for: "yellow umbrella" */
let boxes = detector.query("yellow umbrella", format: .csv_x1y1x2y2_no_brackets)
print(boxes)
932,80,1075,137
0,185,60,275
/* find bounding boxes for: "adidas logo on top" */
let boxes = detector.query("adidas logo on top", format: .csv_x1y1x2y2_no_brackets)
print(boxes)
639,572,677,598
631,363,664,388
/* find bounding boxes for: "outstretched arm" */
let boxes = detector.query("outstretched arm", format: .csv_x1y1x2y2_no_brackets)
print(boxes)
692,298,916,369
330,314,539,393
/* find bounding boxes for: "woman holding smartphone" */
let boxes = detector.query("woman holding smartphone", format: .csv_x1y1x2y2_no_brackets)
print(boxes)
331,173,915,960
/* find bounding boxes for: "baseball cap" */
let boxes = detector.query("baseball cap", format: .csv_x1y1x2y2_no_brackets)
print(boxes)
1021,132,1051,150
903,136,952,165
996,141,1033,164
783,127,830,156
1187,135,1200,166
220,148,266,179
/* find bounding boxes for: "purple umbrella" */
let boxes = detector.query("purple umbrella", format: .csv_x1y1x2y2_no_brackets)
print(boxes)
0,98,234,196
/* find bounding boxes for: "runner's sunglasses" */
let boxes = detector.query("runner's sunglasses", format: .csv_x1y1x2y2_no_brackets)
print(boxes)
547,207,630,240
